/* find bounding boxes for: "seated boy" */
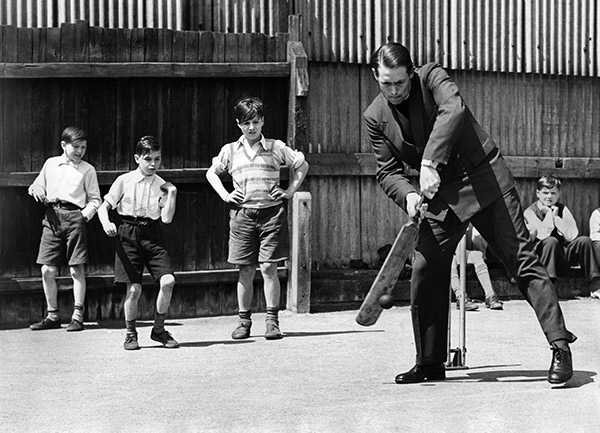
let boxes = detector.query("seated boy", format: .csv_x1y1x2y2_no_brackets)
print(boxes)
524,175,600,294
98,136,179,350
28,126,101,332
206,96,309,340
450,224,504,311
589,207,600,299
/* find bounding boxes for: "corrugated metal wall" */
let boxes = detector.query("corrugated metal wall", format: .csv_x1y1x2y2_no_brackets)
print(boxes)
296,0,600,76
0,0,193,30
0,0,290,33
3,0,599,76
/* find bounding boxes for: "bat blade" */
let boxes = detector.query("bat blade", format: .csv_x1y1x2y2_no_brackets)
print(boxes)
355,219,419,326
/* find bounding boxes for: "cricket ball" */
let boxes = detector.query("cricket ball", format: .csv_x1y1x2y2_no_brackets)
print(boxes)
379,293,394,309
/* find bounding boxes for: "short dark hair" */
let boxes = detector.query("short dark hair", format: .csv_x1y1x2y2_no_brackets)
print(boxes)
537,175,561,190
370,43,414,76
234,96,264,123
136,135,161,156
61,126,87,143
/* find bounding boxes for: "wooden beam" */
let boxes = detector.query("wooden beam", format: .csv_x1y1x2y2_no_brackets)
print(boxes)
2,155,600,187
0,62,291,78
304,153,600,178
0,267,288,294
0,167,290,187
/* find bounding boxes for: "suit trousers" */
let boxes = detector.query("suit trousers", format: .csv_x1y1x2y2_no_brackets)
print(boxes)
411,187,576,365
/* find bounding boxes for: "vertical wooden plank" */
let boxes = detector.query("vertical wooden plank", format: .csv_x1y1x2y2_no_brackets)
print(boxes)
180,285,198,318
250,32,265,62
0,294,16,327
102,27,117,62
0,26,4,178
158,28,173,62
237,33,252,62
194,185,211,270
60,22,76,62
194,285,210,317
275,32,288,61
88,24,103,61
266,35,277,62
115,28,132,170
45,27,61,62
338,63,360,152
198,31,214,62
31,27,44,62
177,188,197,272
130,28,144,62
145,27,159,62
212,32,225,62
207,284,222,316
221,283,238,315
2,25,18,172
184,30,199,62
224,33,238,62
359,63,381,153
171,28,186,62
74,19,89,61
16,27,33,173
116,27,131,62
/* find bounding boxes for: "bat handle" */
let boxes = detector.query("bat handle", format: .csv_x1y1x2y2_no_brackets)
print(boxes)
414,195,428,222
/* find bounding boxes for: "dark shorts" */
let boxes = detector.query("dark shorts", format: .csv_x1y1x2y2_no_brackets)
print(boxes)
228,205,289,265
37,206,88,266
114,218,173,284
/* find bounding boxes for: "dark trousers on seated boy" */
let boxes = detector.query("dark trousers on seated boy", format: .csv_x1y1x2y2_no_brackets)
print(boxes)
534,236,600,284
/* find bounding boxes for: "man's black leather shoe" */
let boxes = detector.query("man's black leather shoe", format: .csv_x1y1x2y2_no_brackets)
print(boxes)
395,364,446,384
548,344,573,384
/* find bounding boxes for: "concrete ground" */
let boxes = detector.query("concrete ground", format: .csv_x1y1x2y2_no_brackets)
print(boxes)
1,298,599,433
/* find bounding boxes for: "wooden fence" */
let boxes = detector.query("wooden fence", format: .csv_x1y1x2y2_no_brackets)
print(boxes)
0,21,313,327
304,62,600,269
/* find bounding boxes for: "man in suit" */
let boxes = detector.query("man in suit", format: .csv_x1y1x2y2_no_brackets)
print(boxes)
365,42,575,384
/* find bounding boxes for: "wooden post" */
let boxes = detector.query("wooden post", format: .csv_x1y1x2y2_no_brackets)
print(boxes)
287,38,309,152
287,191,312,313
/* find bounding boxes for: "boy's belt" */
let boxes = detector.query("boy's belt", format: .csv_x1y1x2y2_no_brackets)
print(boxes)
51,201,82,211
121,215,159,226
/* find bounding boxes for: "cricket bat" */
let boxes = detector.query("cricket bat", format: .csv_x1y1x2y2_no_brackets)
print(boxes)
355,215,421,327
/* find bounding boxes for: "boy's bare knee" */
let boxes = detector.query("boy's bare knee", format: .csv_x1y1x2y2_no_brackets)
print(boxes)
239,264,256,279
41,265,58,278
69,264,85,279
160,273,176,291
260,262,278,278
127,283,143,300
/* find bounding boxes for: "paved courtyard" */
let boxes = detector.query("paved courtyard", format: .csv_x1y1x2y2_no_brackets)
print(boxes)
1,298,599,433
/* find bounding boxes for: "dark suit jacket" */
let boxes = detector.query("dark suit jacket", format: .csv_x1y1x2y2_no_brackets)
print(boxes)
364,63,515,222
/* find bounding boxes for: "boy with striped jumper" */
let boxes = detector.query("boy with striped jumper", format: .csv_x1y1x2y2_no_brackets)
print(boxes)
207,97,309,340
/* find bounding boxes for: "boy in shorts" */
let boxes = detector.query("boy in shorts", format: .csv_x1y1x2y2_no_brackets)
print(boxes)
98,136,179,350
206,96,309,340
28,126,101,332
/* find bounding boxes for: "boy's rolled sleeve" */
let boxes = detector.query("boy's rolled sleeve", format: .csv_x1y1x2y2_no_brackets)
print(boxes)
28,164,47,194
278,141,305,169
82,169,102,220
103,177,123,210
210,145,231,175
210,157,227,175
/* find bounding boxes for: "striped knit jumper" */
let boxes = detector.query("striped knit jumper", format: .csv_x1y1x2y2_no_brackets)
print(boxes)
229,139,282,209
